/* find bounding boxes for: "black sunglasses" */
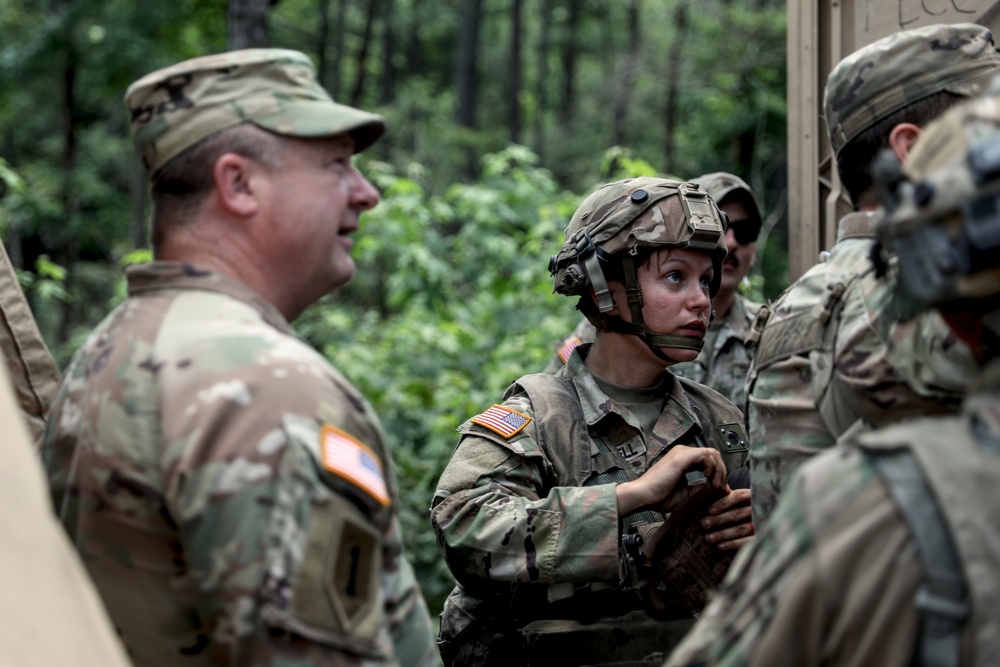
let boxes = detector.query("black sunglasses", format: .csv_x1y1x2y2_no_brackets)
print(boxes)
726,218,760,245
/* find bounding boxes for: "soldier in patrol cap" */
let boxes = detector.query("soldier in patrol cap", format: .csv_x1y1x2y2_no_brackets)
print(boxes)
41,49,435,666
745,23,996,529
431,177,754,666
544,172,764,410
665,70,1000,667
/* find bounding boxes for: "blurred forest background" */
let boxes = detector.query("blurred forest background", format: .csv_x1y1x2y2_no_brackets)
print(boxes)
0,0,787,613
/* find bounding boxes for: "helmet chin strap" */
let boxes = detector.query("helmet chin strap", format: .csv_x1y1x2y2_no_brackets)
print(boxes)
599,254,707,364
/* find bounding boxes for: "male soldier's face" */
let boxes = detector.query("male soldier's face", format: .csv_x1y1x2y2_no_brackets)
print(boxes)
718,198,757,297
264,134,380,300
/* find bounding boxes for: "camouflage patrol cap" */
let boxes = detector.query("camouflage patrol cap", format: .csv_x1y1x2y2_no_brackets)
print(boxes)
876,76,1000,310
549,177,728,304
824,23,1000,156
125,49,386,176
690,171,763,239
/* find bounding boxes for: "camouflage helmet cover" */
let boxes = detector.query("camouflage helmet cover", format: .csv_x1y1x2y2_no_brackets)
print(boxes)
824,23,1000,156
125,49,386,177
549,177,728,301
876,78,1000,309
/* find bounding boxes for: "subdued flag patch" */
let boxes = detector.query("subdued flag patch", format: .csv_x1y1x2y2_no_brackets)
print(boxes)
558,336,583,364
471,405,532,439
320,425,390,506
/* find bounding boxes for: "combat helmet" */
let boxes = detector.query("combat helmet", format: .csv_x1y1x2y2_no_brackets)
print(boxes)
548,177,728,358
875,77,1000,338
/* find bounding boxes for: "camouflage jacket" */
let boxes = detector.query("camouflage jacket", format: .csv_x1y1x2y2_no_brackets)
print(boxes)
432,345,747,663
42,262,435,667
664,358,1000,667
544,294,761,409
746,211,975,526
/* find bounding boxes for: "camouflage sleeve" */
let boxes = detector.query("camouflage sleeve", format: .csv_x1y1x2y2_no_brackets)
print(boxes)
161,353,418,665
818,274,973,434
663,446,921,667
431,411,621,588
379,514,438,667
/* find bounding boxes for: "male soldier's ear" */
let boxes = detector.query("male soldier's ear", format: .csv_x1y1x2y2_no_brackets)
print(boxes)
213,153,260,218
888,123,922,164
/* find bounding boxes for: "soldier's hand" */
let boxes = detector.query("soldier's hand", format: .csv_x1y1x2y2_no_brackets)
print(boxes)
701,488,754,551
616,446,727,516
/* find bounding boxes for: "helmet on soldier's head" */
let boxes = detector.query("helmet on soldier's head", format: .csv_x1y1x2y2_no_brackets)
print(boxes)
548,177,728,358
875,76,1000,334
824,23,1000,157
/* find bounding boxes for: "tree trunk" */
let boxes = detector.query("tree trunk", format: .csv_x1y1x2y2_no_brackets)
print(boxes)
405,0,423,78
455,0,483,177
379,0,397,105
662,1,688,172
507,0,523,144
331,0,345,99
315,0,331,88
350,0,381,106
56,1,79,346
612,0,640,147
455,0,482,130
533,0,552,160
227,0,272,50
560,0,581,124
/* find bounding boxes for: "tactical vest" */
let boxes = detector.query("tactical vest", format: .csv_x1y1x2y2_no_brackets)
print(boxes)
745,259,861,429
858,390,1000,667
438,371,747,667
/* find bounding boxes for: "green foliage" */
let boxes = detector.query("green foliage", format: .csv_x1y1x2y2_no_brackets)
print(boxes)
294,148,581,611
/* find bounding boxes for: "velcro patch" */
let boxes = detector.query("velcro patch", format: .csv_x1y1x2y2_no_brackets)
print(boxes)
471,405,532,439
321,425,390,506
558,336,583,364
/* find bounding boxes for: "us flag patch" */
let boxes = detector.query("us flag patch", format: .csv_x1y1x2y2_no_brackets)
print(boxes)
558,336,583,364
471,405,532,439
320,425,390,506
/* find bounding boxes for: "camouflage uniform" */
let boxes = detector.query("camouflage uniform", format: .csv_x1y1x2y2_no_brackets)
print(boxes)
42,50,434,667
747,23,999,527
545,296,760,408
43,264,435,666
666,85,1000,665
0,238,60,445
433,178,749,665
664,376,999,666
433,346,747,665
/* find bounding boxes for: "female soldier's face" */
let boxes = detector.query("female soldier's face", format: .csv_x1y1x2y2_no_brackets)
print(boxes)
609,246,714,363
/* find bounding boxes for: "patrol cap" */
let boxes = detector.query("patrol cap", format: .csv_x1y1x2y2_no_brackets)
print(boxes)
824,23,1000,156
876,76,1000,310
690,171,763,242
549,177,728,306
125,49,386,177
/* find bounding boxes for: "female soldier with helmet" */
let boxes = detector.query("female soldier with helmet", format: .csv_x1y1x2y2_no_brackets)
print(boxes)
431,177,754,666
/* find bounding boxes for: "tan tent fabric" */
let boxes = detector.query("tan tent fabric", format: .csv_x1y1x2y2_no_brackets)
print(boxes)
0,341,131,665
0,355,132,665
0,240,60,444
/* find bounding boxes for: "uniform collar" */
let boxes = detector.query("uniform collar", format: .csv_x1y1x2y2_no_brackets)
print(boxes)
563,344,703,438
125,261,296,336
